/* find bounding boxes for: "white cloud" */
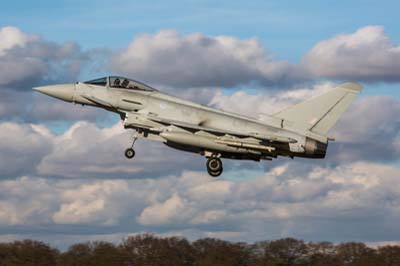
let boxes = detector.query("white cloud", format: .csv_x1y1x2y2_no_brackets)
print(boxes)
36,121,201,178
1,161,400,243
0,26,37,56
330,95,400,162
186,179,232,201
0,176,61,225
209,82,334,117
111,30,295,88
191,210,227,225
138,193,188,225
52,180,133,225
0,122,53,178
302,26,400,82
110,26,400,87
0,120,201,179
0,26,88,89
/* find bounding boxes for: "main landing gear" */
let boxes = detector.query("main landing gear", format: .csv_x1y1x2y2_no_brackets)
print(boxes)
125,134,137,159
206,156,223,177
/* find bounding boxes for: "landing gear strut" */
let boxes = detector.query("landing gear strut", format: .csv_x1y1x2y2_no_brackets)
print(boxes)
125,133,137,159
206,157,223,177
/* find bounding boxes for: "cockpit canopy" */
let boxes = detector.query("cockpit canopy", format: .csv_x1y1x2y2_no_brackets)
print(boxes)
84,76,157,92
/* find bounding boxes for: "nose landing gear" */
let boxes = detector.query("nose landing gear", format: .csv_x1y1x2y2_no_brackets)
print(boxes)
125,134,137,159
206,156,223,177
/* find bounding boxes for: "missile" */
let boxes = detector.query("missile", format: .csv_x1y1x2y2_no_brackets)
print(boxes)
160,131,275,154
160,131,250,154
215,139,275,152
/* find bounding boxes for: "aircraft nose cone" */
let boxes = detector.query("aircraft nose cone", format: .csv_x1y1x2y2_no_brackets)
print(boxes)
33,84,75,102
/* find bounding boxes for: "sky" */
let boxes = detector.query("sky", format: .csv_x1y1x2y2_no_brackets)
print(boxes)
1,0,400,249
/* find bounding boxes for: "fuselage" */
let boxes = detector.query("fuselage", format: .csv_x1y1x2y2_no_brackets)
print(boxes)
34,76,327,160
33,76,362,177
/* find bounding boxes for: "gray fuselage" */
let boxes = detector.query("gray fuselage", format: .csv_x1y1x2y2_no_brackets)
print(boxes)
72,81,326,161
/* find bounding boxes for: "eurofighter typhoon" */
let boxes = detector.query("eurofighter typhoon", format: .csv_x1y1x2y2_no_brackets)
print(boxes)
33,76,361,177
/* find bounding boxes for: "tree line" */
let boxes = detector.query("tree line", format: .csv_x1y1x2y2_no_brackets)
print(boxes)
0,234,399,266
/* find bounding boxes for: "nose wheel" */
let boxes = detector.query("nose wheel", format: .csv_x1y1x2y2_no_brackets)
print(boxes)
125,133,137,159
206,157,223,177
125,148,135,159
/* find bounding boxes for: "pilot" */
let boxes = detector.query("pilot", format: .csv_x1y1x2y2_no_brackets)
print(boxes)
113,78,120,87
121,79,129,88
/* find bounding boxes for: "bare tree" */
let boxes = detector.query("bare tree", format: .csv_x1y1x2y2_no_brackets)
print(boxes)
0,240,58,266
1,235,400,266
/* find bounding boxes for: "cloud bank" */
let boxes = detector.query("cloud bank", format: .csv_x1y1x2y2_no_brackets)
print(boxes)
111,26,400,88
1,161,400,243
302,26,400,82
110,30,295,88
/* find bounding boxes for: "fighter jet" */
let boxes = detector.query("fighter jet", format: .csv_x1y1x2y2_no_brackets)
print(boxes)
33,76,362,177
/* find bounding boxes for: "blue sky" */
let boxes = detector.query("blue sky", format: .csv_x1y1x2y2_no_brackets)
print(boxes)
3,0,399,56
1,0,400,249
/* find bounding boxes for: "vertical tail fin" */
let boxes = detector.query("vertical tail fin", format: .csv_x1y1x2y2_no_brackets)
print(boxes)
273,82,362,135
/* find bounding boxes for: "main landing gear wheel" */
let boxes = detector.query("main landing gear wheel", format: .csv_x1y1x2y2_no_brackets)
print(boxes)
125,148,135,159
206,157,223,177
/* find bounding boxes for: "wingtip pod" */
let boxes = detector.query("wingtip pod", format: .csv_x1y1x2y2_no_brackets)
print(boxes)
339,82,362,92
